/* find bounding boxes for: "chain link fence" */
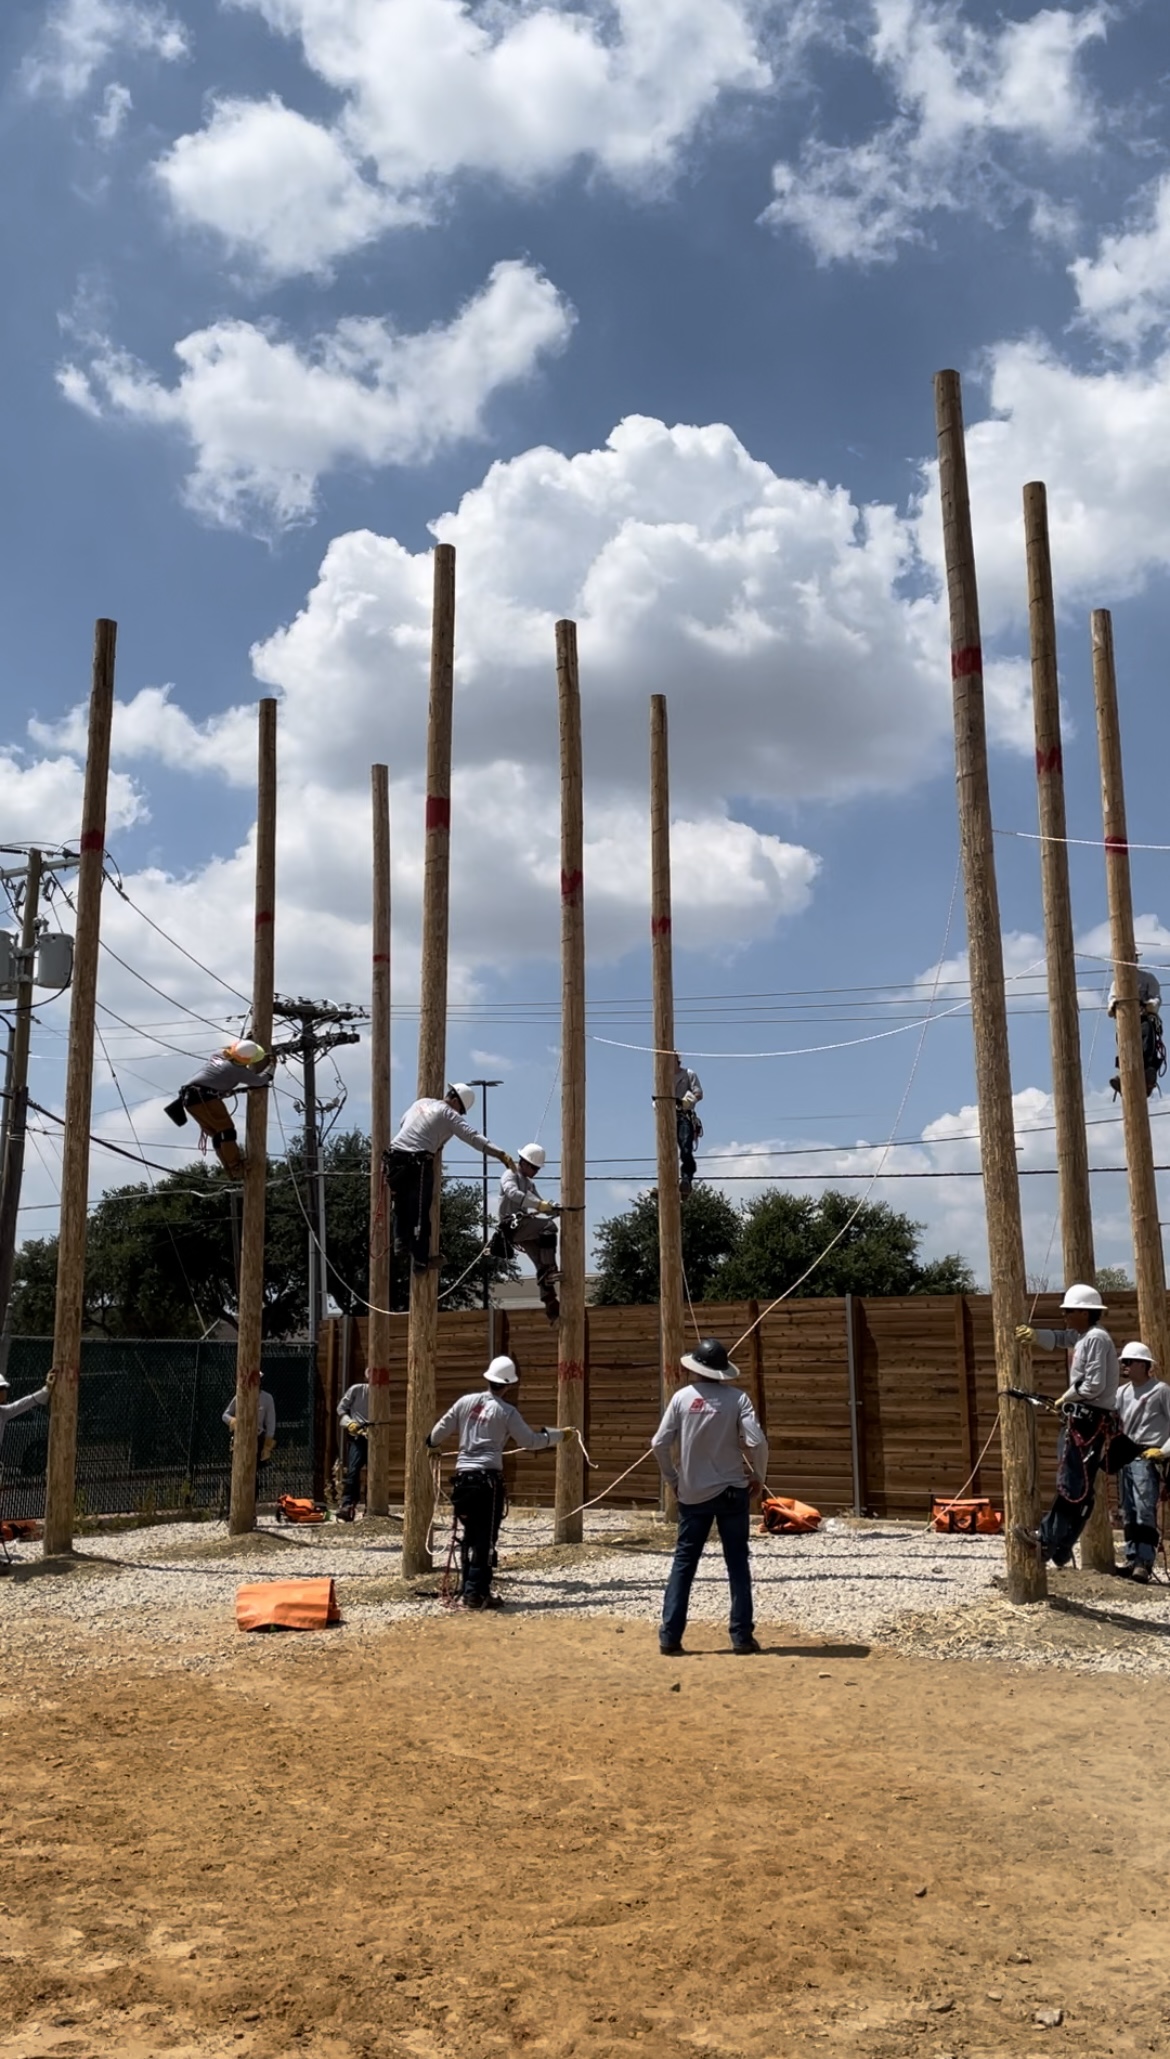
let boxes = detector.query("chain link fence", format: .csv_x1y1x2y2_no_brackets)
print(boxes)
1,1339,315,1520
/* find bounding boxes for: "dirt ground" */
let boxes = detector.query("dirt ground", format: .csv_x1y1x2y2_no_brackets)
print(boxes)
2,1603,1168,2059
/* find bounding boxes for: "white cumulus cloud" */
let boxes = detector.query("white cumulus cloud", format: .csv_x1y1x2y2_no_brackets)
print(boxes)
154,0,771,275
765,0,1109,265
23,0,187,102
56,261,576,530
1071,171,1170,351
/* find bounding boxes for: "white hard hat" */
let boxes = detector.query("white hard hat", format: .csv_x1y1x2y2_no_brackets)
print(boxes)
226,1038,266,1066
447,1082,476,1115
1060,1283,1105,1312
519,1143,545,1170
484,1355,518,1386
0,1373,9,1390
1121,1341,1155,1365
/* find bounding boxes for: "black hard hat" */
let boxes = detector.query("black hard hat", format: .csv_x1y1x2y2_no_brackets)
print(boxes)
680,1337,740,1382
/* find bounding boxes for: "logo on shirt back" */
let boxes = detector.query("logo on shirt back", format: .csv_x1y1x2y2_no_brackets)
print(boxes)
688,1398,712,1415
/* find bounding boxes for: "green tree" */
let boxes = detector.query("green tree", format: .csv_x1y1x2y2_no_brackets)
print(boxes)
707,1189,974,1301
591,1187,742,1305
1095,1264,1133,1292
10,1131,514,1336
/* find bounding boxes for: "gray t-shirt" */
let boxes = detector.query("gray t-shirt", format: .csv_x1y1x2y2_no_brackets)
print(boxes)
222,1391,277,1439
338,1382,370,1428
652,1380,768,1505
1033,1324,1119,1410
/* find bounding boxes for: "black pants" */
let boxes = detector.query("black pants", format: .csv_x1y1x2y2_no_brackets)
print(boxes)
677,1108,698,1185
501,1216,559,1314
341,1431,367,1511
383,1150,435,1268
450,1468,506,1603
1039,1406,1110,1566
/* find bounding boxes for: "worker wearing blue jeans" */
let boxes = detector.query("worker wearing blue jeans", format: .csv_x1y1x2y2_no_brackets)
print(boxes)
652,1338,768,1655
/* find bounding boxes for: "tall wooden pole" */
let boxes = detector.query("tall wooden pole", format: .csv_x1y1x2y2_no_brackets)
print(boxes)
650,696,685,1511
42,622,116,1557
554,621,586,1542
401,544,455,1575
367,764,392,1516
1025,486,1112,1571
934,373,1044,1604
0,848,45,1380
1092,610,1170,1371
228,698,277,1535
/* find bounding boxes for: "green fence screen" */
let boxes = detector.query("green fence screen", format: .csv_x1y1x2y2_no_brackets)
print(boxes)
1,1338,315,1519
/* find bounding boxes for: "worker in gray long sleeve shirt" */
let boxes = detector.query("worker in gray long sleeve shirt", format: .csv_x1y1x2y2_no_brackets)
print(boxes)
498,1144,561,1324
653,1338,768,1657
223,1383,277,1496
335,1380,370,1521
382,1083,514,1275
165,1038,275,1174
0,1369,56,1458
425,1355,564,1609
1016,1284,1120,1568
1115,1343,1170,1582
1107,960,1163,1098
670,1053,703,1200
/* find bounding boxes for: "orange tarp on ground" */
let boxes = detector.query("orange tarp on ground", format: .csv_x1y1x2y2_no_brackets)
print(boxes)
235,1578,341,1631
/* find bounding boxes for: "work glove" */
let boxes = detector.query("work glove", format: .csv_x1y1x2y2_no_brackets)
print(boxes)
261,1436,276,1461
500,1152,517,1173
345,1419,366,1437
681,1092,697,1110
1142,1448,1166,1462
45,1369,58,1393
1015,1325,1034,1344
536,1200,558,1217
227,1420,236,1438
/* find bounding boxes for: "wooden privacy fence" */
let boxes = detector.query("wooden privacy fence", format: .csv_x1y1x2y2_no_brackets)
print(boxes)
317,1292,1156,1519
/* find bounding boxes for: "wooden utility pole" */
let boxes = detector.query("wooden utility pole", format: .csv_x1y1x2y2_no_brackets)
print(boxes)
228,698,277,1535
934,374,1044,1604
1092,609,1170,1370
1025,485,1112,1571
401,544,455,1575
367,764,392,1516
43,622,116,1557
650,696,685,1510
555,620,586,1542
0,848,45,1380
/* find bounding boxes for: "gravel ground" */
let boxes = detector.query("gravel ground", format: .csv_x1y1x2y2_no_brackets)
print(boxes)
5,1508,1170,1675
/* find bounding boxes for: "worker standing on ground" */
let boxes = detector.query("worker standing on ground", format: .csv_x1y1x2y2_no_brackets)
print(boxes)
223,1377,276,1496
335,1375,371,1521
165,1039,274,1173
1108,957,1164,1098
1015,1285,1119,1569
0,1367,56,1456
652,1338,768,1656
425,1356,565,1610
384,1085,514,1274
497,1144,561,1323
1114,1342,1170,1584
671,1055,703,1199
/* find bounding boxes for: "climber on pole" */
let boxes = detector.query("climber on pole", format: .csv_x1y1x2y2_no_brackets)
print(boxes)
164,1039,274,1174
497,1144,561,1324
672,1054,703,1199
383,1084,514,1274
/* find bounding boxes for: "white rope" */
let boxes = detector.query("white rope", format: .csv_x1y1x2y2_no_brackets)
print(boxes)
1000,828,1170,855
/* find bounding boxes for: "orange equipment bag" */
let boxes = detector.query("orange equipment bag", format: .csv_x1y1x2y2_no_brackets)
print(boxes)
235,1578,341,1632
274,1494,327,1525
760,1495,821,1535
931,1496,1003,1535
0,1519,42,1543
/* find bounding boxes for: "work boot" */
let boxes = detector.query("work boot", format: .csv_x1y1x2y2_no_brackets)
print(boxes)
732,1635,762,1655
1131,1565,1152,1585
544,1297,560,1325
335,1505,354,1523
659,1639,685,1656
679,1179,692,1200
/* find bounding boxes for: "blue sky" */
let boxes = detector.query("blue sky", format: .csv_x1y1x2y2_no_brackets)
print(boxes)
5,0,1170,1289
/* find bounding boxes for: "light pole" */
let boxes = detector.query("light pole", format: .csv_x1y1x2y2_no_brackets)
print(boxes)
470,1077,502,1355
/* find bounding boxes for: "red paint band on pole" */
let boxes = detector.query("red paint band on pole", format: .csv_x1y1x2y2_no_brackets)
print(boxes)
951,645,983,679
557,1360,586,1383
79,830,104,853
1105,835,1129,855
367,1366,392,1387
255,910,274,929
425,796,450,832
560,868,583,903
243,1366,261,1389
1035,745,1063,776
373,953,390,964
651,915,671,937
